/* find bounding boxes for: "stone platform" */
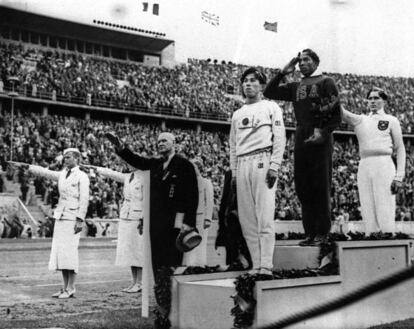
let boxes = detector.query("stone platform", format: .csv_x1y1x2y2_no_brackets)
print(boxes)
171,240,414,329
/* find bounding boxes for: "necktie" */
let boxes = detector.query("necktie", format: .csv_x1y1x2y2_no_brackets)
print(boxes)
129,172,134,183
66,169,71,179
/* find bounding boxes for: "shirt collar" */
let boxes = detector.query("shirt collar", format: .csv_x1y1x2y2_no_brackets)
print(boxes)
302,67,323,78
163,152,175,168
369,109,385,117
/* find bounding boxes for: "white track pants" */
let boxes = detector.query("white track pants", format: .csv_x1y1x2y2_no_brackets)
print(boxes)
236,152,276,270
357,156,396,234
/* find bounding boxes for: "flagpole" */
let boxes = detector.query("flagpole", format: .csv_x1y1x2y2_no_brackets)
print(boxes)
141,170,153,318
7,76,19,162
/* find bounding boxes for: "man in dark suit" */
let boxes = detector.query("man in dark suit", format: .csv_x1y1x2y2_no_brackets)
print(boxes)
106,131,199,274
107,131,198,329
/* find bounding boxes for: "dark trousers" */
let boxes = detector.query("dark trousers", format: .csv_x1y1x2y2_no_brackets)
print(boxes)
294,142,333,237
150,224,182,276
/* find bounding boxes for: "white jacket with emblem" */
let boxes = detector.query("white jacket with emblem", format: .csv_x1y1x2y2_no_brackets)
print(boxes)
29,165,89,220
96,167,143,220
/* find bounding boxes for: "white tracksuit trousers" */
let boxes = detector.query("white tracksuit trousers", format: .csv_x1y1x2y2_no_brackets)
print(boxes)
357,156,396,234
236,151,276,270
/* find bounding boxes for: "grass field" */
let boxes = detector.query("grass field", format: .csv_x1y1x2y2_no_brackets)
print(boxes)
0,308,154,329
1,308,414,329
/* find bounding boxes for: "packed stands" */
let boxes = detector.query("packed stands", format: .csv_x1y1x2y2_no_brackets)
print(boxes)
2,41,414,132
0,112,413,240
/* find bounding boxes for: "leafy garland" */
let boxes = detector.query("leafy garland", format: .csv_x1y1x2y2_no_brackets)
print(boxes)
152,231,410,329
153,266,174,329
153,265,223,328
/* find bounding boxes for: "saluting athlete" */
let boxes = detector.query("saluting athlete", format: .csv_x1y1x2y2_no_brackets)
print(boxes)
342,87,406,233
230,67,286,276
264,49,342,246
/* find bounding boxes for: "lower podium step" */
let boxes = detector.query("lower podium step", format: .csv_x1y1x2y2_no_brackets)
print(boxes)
171,240,414,329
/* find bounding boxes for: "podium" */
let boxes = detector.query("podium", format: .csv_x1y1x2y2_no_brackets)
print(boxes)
170,239,414,329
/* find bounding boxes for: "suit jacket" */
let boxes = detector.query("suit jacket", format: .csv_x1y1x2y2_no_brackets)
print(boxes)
97,167,143,220
117,148,198,230
29,165,89,220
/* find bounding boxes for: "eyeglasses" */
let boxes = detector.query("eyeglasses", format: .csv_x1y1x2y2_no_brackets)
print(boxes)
368,96,381,100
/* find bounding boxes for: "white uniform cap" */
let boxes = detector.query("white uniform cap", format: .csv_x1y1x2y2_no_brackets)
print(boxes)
63,148,81,155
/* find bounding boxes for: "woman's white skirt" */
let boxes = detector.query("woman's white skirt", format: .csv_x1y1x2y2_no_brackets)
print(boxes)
48,219,81,273
115,219,143,267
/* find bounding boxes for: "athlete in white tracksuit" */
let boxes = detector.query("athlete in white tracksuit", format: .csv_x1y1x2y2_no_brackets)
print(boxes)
230,67,286,274
342,88,406,233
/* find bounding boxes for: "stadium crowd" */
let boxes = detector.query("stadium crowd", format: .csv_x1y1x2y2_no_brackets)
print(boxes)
1,38,414,239
0,110,413,239
2,41,414,132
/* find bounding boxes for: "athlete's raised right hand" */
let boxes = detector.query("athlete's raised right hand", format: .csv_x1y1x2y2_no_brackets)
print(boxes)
105,132,122,150
281,53,300,75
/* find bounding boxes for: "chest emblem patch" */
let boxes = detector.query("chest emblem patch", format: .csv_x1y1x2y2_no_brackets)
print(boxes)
378,120,389,131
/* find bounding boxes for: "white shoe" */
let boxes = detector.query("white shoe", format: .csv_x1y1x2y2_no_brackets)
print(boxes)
259,267,273,276
52,288,64,298
248,268,260,275
122,284,134,292
126,283,142,293
58,288,76,299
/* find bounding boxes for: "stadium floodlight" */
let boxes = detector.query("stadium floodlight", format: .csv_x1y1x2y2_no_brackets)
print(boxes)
7,76,19,161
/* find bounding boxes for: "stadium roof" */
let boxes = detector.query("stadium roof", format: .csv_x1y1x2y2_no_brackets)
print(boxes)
1,6,174,53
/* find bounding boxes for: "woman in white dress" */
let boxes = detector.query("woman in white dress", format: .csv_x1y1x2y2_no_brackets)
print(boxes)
182,159,214,266
10,148,90,299
92,165,144,293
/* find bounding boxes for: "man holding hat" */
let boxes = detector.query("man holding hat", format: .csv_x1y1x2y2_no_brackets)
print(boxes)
230,67,286,276
342,87,406,233
264,49,341,246
106,131,198,305
10,148,89,298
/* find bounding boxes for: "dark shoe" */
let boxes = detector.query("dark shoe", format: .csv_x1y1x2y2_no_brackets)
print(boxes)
312,235,328,246
299,237,315,246
227,261,249,271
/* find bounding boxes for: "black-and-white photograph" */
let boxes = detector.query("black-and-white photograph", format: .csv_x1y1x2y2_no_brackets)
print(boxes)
1,0,414,328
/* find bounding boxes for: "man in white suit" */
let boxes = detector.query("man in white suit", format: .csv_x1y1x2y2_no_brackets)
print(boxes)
11,148,89,299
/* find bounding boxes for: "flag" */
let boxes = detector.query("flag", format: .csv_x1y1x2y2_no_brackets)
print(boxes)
264,21,278,33
153,3,159,15
201,11,220,26
142,2,159,15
